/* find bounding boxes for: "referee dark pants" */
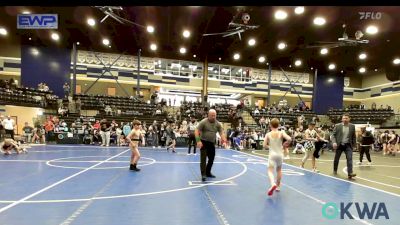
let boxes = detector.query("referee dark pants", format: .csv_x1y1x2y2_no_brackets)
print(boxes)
5,129,14,140
200,140,216,177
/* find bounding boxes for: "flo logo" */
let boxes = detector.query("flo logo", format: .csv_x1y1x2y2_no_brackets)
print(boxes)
322,202,389,220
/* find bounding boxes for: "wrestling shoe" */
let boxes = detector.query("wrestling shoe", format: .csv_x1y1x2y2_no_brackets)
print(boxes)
267,185,277,196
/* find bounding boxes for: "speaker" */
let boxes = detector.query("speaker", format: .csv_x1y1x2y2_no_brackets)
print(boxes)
385,66,400,81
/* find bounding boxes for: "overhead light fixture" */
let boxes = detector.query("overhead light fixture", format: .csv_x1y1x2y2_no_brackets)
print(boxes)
22,11,31,14
359,53,367,60
248,38,256,46
179,47,186,54
393,58,400,65
28,37,32,40
359,67,366,73
341,70,344,73
0,27,8,36
258,56,266,63
102,38,110,46
277,42,286,50
374,68,378,71
365,25,378,35
311,67,313,70
219,57,222,61
289,65,292,68
87,18,96,26
51,32,60,41
328,78,334,83
150,43,157,51
193,54,196,58
233,53,240,60
147,25,155,33
328,63,336,70
294,6,305,14
183,30,191,38
274,10,288,20
313,16,326,26
295,59,302,67
108,45,111,48
320,48,328,55
77,42,80,45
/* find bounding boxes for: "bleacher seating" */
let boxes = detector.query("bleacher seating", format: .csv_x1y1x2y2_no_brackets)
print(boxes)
251,110,317,127
327,108,395,124
0,87,58,109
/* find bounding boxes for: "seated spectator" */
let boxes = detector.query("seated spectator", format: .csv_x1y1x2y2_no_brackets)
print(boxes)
253,108,260,115
32,125,46,144
22,122,34,143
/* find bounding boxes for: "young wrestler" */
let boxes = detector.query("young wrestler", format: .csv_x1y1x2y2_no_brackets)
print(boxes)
126,120,143,172
301,122,321,173
1,138,27,155
263,118,292,196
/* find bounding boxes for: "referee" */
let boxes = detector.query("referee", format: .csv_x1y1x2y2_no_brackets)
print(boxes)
195,109,227,182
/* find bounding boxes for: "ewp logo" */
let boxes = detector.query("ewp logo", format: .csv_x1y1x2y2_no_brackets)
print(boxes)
17,14,58,29
322,202,389,220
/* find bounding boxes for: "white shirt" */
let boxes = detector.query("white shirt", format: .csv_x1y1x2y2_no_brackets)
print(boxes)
3,119,15,130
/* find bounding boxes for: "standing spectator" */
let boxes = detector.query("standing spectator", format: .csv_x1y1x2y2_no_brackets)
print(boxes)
75,98,82,114
2,116,16,140
358,127,374,165
331,113,357,179
100,119,112,147
165,122,176,153
44,117,55,142
187,117,198,154
22,122,34,143
123,122,132,138
63,82,70,98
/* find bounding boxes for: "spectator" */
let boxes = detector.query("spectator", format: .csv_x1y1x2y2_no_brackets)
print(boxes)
32,125,46,144
2,115,16,140
22,122,34,143
63,82,70,98
100,119,112,147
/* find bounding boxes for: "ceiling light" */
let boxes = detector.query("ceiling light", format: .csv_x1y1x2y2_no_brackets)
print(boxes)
87,18,96,26
150,43,157,51
277,42,286,50
289,65,292,68
147,25,155,33
258,56,266,63
51,32,60,41
328,63,336,70
295,59,302,66
359,67,366,73
77,42,80,45
393,58,400,65
193,54,196,58
374,68,378,71
248,38,256,46
183,30,191,38
0,27,8,36
328,78,334,83
219,57,222,61
365,25,378,35
108,45,111,48
28,37,32,40
233,53,240,60
294,6,305,14
313,17,326,26
179,47,186,54
320,48,328,55
359,53,367,60
102,38,110,46
311,67,313,70
275,10,288,20
22,11,31,14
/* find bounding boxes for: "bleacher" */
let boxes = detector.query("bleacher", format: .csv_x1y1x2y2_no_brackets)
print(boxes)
251,110,317,127
75,94,158,116
0,87,58,109
327,108,395,124
180,101,236,123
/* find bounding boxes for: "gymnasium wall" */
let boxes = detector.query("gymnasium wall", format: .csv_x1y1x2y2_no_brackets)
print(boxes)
362,72,391,88
312,73,345,114
2,105,42,135
21,45,71,97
